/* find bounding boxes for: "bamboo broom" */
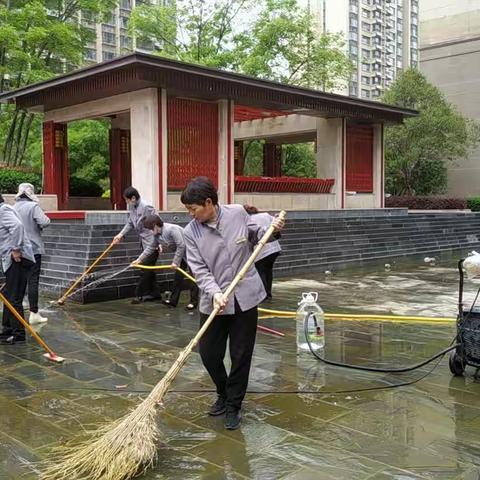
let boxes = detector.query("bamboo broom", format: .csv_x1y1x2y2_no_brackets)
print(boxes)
41,210,286,480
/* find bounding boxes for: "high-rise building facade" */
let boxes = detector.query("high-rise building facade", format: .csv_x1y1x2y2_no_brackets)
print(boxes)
305,0,419,99
80,0,165,64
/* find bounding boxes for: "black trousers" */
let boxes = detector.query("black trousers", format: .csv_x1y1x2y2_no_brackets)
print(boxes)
27,254,42,313
255,252,280,298
169,259,199,307
199,301,258,410
2,258,33,337
135,249,160,299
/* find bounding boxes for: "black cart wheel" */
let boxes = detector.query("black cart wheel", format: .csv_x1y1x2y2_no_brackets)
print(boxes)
449,351,464,376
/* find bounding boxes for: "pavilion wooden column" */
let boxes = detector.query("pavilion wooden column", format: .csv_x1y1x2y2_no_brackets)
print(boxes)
263,142,282,177
109,128,131,210
43,121,69,210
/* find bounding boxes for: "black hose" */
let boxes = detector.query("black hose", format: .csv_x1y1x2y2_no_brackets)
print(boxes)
303,311,458,373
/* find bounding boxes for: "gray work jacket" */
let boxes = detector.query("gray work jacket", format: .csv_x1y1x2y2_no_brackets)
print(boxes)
119,198,155,249
139,222,186,266
0,203,35,273
14,198,51,255
184,204,267,315
250,213,281,261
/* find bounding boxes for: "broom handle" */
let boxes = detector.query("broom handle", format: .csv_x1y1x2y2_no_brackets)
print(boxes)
150,210,286,401
0,290,56,355
58,242,115,303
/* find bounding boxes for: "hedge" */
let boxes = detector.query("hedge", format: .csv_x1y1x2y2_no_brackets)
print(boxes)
467,197,480,212
69,176,103,197
385,196,467,210
0,168,42,194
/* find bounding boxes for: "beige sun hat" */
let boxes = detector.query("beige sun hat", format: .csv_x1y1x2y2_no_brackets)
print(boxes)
15,183,39,202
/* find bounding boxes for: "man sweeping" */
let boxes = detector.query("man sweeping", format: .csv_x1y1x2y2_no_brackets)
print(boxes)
180,177,284,430
132,214,198,310
113,187,161,304
0,194,35,344
14,183,51,324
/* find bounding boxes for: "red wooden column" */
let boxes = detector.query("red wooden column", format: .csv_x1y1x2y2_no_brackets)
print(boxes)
109,128,131,210
43,121,69,210
263,143,282,177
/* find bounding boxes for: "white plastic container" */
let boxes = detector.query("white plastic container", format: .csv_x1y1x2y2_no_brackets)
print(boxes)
296,292,325,354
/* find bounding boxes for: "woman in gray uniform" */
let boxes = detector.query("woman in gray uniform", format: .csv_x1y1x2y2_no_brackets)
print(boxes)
181,177,284,430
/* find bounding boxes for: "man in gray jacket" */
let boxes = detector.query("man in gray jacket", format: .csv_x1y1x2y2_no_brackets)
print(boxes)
0,194,35,344
112,187,160,304
14,183,51,324
181,177,284,430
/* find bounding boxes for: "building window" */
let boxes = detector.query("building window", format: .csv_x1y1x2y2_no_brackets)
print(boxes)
361,35,370,45
102,50,115,61
121,36,131,49
361,89,370,98
85,48,96,61
120,16,129,29
362,9,370,18
350,82,358,96
120,0,131,9
362,63,370,72
105,13,116,26
361,48,370,58
350,15,358,27
102,32,116,45
361,75,370,84
361,22,371,31
350,29,358,38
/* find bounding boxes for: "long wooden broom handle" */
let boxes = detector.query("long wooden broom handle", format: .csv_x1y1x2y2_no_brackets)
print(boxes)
150,210,287,400
58,242,115,303
0,290,56,355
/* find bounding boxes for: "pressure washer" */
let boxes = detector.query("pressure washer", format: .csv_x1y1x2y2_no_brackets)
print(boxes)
448,257,480,376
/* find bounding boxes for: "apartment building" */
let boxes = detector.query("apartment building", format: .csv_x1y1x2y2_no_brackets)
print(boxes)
305,0,419,99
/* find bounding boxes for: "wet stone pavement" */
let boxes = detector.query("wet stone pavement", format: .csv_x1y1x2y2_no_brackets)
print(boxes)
1,251,480,479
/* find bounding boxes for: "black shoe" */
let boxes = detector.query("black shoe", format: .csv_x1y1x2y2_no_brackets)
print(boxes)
14,335,26,343
224,407,241,430
142,294,161,302
208,396,226,416
131,297,142,305
162,299,176,308
185,303,197,311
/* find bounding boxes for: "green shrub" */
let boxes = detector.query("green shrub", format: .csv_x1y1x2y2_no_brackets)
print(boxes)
69,176,103,197
467,197,480,212
385,196,467,210
0,168,42,194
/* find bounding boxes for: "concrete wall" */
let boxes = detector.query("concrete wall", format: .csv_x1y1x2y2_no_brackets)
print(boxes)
420,1,480,197
2,194,58,211
235,193,337,210
67,197,112,210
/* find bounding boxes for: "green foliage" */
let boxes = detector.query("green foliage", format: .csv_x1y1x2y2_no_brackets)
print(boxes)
0,0,119,166
0,167,41,193
241,141,316,177
383,69,480,196
68,120,110,190
130,0,352,91
282,143,316,177
467,197,480,212
69,176,103,197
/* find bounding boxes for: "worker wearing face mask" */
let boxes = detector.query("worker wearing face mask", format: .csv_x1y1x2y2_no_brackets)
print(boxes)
113,186,160,304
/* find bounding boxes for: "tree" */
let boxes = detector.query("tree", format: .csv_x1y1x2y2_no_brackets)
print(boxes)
68,120,110,190
0,0,117,167
383,69,480,196
130,0,352,91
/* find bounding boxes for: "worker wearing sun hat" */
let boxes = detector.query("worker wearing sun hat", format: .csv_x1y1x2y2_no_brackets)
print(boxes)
13,183,51,324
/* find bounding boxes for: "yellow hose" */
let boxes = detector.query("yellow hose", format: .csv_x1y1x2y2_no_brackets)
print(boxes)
133,265,456,324
258,307,456,323
133,264,196,283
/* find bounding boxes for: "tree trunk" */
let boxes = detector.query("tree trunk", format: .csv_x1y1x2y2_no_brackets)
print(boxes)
12,110,26,167
2,109,19,165
16,113,34,166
